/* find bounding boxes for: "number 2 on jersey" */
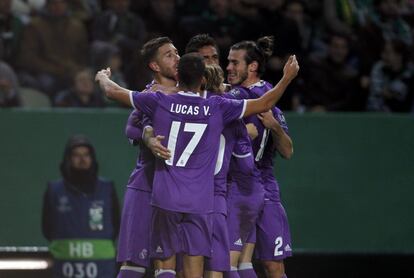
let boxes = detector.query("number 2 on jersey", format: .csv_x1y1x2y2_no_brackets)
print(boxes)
274,236,283,256
166,121,207,167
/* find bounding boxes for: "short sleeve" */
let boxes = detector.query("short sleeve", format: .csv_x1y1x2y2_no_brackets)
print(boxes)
232,136,254,174
232,136,251,157
141,114,153,139
273,107,289,134
125,110,143,141
214,96,246,125
130,91,160,115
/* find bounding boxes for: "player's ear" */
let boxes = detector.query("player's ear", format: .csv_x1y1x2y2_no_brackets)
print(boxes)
248,61,259,72
149,61,160,72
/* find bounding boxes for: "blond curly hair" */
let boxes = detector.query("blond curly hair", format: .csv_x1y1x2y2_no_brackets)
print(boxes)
203,64,225,93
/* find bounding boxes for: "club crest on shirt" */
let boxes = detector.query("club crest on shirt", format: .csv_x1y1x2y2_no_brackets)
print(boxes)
89,201,104,231
139,249,148,259
228,88,241,98
277,113,286,125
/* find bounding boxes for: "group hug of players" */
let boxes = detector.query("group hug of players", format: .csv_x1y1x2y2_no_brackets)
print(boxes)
95,33,299,278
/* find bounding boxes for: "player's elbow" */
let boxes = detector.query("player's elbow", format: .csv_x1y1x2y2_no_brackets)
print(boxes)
104,87,116,99
280,147,293,160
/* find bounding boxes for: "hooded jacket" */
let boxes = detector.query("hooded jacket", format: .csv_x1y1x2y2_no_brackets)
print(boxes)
42,134,119,241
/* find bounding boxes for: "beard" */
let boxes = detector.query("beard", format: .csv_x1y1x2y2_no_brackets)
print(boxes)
65,166,97,194
228,67,249,86
237,69,249,85
160,67,177,81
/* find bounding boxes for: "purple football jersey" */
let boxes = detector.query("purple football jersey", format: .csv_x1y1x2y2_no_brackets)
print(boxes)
206,91,251,215
125,110,143,143
257,107,289,202
228,81,274,162
131,91,246,213
229,81,290,202
124,109,155,192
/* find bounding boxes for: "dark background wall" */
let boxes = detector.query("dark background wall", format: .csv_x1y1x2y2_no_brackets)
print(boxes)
0,109,413,254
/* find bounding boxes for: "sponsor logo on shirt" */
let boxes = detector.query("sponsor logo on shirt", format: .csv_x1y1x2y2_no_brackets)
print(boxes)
234,238,243,246
156,246,163,253
285,244,292,252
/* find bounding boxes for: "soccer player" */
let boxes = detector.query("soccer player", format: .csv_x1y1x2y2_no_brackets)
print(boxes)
202,64,257,278
224,36,276,278
186,35,270,278
185,33,232,93
95,52,299,278
186,35,255,277
226,36,294,278
185,33,220,66
116,37,179,278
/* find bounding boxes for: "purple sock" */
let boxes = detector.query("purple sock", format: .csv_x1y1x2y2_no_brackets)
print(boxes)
154,269,176,278
281,275,287,278
117,266,146,278
238,263,257,278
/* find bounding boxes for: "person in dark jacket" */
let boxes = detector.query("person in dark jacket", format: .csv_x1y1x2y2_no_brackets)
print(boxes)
42,134,120,278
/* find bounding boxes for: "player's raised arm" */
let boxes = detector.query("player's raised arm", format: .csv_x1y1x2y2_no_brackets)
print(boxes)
95,67,133,107
243,55,299,117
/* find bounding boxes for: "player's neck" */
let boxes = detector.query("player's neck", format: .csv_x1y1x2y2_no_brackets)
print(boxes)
241,76,260,88
155,75,177,88
179,85,201,95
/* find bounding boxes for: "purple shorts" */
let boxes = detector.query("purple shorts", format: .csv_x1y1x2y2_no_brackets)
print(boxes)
117,188,152,267
254,201,292,260
205,212,230,272
227,181,264,251
151,207,213,259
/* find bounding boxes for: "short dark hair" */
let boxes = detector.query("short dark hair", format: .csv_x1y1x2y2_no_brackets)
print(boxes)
230,36,274,77
178,53,206,89
140,37,173,66
185,34,219,54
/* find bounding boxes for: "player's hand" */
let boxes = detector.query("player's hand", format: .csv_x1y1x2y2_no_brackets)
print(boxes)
246,123,258,140
257,110,279,129
283,55,299,82
95,67,112,82
147,135,171,160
